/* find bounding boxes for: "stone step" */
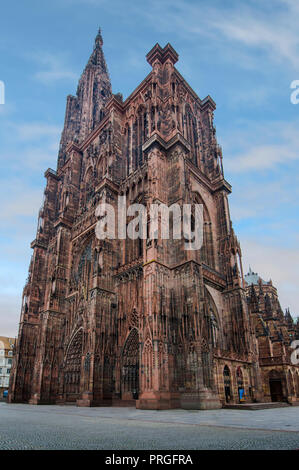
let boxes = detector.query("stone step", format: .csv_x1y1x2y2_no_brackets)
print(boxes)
112,399,136,407
223,402,291,410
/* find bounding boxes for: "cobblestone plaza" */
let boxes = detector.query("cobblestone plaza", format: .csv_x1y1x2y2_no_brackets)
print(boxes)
1,404,299,450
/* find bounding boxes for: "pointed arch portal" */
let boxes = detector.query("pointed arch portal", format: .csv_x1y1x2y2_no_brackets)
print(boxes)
269,370,284,402
223,365,231,403
64,329,83,402
121,328,139,400
236,366,245,402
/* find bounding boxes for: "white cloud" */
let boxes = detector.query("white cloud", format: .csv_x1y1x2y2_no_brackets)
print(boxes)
30,52,78,84
54,0,299,73
0,103,16,116
0,182,43,337
129,0,299,72
223,120,299,173
227,142,299,172
210,7,299,69
0,294,21,337
229,177,298,221
15,123,61,141
0,121,60,171
225,86,277,109
0,181,43,221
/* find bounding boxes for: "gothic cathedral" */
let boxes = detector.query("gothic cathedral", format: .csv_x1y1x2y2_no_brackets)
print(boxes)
9,30,299,409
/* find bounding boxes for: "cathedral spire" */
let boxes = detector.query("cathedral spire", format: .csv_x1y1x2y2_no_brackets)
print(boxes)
86,27,108,70
58,27,112,167
285,307,293,325
95,27,103,47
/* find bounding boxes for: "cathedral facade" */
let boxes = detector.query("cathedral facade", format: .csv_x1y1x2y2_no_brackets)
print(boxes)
8,30,299,409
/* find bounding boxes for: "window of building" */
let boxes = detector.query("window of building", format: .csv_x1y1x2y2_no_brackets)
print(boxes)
7,368,11,374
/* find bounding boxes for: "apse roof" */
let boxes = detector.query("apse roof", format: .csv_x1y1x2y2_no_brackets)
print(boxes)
244,267,267,286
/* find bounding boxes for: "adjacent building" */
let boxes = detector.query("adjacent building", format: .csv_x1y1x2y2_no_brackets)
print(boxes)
245,268,299,403
0,337,15,396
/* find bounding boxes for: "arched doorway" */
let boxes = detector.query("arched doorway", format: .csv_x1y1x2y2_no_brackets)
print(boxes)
64,329,83,402
121,328,139,400
236,367,245,402
223,365,231,403
269,370,284,402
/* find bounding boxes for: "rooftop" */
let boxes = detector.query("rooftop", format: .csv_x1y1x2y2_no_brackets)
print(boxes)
0,336,15,350
244,267,267,286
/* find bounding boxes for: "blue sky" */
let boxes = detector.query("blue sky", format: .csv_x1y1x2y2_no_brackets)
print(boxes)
1,0,299,336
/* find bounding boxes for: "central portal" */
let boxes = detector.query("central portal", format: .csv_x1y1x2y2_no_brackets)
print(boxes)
121,328,139,401
269,379,283,402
